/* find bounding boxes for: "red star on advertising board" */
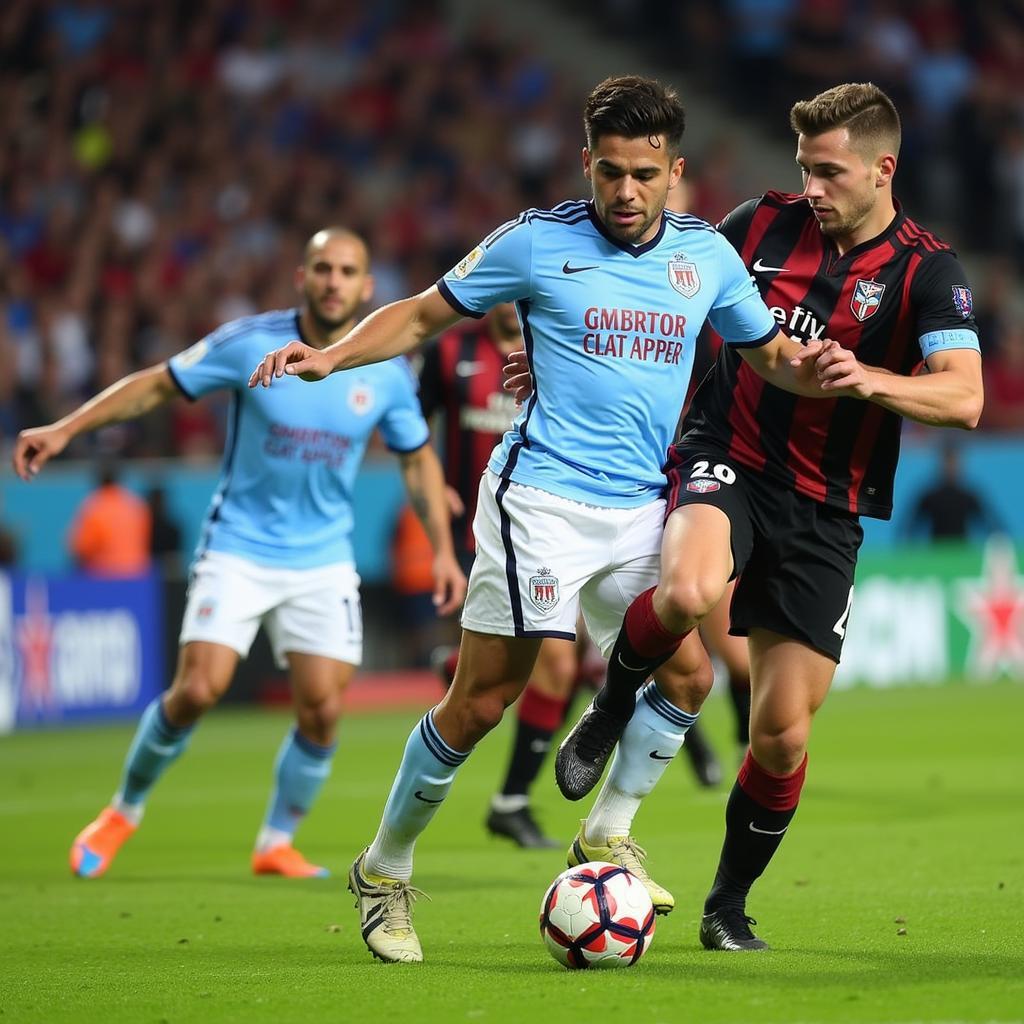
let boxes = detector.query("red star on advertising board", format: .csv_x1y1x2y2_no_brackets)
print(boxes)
953,537,1024,678
16,577,54,712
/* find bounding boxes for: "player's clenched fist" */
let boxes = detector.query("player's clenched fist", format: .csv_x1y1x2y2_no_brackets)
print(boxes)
248,340,333,388
12,424,70,481
813,339,874,398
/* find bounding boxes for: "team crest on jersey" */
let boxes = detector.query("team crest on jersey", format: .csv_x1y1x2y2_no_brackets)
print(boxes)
851,278,886,321
452,245,485,280
951,285,973,318
686,479,720,494
851,276,884,319
528,567,559,612
348,384,375,415
668,252,701,298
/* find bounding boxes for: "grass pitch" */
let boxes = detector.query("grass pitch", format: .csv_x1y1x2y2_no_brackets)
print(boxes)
1,683,1022,1024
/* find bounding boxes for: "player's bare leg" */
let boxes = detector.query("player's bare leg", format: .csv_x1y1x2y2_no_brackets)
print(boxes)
556,505,733,800
487,637,576,848
71,641,238,878
700,629,836,950
572,632,714,913
252,653,356,878
351,630,541,963
700,580,751,759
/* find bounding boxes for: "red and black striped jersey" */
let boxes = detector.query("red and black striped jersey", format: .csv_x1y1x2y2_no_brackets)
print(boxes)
679,192,980,519
419,324,518,551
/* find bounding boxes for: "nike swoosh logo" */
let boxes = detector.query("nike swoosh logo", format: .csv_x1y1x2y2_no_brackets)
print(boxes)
649,750,673,761
752,258,789,274
748,822,788,835
414,790,444,805
616,652,647,672
562,261,599,275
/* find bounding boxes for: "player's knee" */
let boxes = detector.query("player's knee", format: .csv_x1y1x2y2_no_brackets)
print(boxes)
654,651,714,710
462,690,509,741
657,575,722,626
167,671,223,720
295,696,343,746
749,722,809,776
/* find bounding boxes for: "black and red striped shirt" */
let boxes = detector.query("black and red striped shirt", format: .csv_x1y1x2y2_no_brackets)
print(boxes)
419,324,518,552
680,192,979,519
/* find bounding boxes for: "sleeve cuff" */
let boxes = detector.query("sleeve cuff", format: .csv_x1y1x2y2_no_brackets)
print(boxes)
166,362,197,401
436,279,485,320
388,436,431,455
726,325,781,350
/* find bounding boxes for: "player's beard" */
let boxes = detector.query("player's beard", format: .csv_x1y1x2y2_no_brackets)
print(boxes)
606,206,660,244
308,293,356,335
815,189,876,242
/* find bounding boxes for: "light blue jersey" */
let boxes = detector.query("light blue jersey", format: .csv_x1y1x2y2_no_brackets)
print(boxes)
439,201,779,507
168,309,429,569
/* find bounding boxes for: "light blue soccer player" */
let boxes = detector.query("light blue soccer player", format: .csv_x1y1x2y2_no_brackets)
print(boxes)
249,76,831,962
12,228,466,880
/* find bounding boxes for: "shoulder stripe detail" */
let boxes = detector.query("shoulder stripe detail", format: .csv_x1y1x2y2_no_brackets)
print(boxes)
483,204,590,249
206,309,300,348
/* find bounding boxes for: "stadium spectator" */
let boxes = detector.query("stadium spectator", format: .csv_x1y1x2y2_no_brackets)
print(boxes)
67,462,151,577
905,442,1002,543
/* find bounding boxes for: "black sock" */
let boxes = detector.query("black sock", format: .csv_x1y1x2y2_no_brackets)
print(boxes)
728,678,751,745
704,752,806,914
594,624,676,719
705,784,797,912
500,721,555,798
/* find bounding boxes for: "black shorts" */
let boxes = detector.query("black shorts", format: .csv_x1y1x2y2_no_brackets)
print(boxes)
664,446,863,662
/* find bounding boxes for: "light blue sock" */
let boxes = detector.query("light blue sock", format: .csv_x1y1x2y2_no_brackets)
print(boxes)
585,682,698,843
365,709,470,880
114,697,195,815
257,728,336,847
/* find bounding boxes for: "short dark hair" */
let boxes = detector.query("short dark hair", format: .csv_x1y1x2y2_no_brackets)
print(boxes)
790,83,901,159
584,76,686,156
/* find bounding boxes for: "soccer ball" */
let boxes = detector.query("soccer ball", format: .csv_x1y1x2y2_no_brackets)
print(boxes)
539,861,656,969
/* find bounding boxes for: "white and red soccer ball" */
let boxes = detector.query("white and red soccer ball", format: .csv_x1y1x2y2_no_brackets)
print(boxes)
539,861,656,969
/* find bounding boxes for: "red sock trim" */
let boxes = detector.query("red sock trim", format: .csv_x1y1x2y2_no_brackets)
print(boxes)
517,684,569,732
624,587,688,659
737,749,807,812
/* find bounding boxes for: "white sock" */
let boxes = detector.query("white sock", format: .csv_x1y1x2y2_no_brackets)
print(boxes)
112,793,145,827
365,710,470,881
585,682,698,845
490,793,529,813
254,825,293,853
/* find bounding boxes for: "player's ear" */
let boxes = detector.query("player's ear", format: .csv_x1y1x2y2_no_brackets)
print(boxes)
294,265,305,292
582,146,592,180
875,153,896,188
360,274,374,305
671,156,684,187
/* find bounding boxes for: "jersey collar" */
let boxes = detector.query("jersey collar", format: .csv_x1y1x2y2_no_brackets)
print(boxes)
824,199,905,264
586,201,667,257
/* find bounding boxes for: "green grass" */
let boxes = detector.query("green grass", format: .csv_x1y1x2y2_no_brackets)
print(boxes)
1,684,1022,1024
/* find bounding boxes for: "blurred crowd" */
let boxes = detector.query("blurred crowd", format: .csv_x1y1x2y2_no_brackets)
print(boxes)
1,0,1022,467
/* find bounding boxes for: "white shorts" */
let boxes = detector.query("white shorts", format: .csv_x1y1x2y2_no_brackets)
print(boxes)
462,471,663,656
180,551,362,668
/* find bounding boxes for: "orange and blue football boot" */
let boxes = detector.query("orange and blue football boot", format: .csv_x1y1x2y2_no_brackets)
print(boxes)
70,806,137,879
251,844,329,878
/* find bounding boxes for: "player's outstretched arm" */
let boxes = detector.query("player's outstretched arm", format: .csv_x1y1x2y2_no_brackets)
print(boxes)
814,344,983,429
12,364,178,481
249,287,463,388
397,443,467,616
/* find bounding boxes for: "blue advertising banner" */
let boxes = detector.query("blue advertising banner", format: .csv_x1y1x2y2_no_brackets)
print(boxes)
0,573,163,732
